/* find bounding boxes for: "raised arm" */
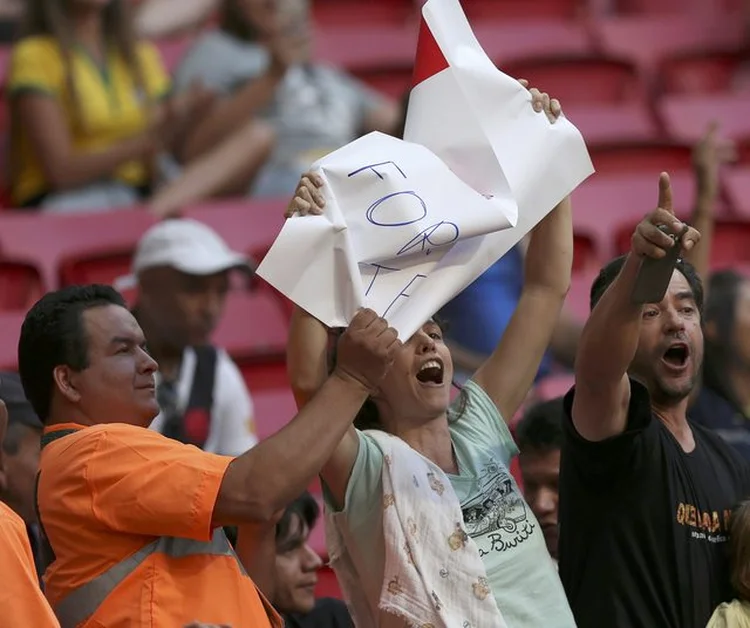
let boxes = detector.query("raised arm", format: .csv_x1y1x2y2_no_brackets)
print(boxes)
214,308,398,526
682,122,736,280
572,174,700,441
472,195,572,421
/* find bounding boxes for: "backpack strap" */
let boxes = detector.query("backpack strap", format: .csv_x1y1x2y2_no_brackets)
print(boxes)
180,345,218,448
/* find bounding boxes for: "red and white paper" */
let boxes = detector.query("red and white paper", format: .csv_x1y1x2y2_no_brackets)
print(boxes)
257,0,594,339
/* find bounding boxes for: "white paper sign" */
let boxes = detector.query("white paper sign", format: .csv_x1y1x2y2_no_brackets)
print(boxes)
256,0,595,339
258,132,519,327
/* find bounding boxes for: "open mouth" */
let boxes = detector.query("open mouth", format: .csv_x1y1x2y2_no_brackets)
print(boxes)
416,358,445,385
662,343,689,369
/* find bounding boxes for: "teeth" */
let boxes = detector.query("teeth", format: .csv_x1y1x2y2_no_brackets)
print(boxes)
420,360,441,372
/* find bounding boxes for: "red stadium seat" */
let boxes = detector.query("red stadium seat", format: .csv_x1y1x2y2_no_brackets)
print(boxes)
658,93,750,144
565,267,598,323
593,14,745,76
315,566,343,599
478,20,592,67
313,0,414,27
0,311,23,370
611,0,725,15
182,198,286,263
212,290,289,364
724,166,750,217
0,209,157,292
0,261,43,312
463,0,583,20
564,102,659,146
589,141,693,177
503,56,643,105
314,24,416,75
660,51,745,96
573,233,599,272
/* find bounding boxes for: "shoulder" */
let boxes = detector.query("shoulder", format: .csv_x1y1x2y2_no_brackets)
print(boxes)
214,348,250,395
0,501,24,530
12,36,61,60
449,380,518,457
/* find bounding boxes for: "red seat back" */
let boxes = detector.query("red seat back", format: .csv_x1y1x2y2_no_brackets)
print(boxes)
660,51,744,96
504,57,643,105
590,141,693,176
0,262,43,312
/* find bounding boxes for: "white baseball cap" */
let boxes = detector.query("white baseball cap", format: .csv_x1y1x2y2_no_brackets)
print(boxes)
114,218,251,290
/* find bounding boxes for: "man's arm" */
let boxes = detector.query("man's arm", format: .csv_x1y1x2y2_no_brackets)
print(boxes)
213,309,399,525
473,195,572,421
572,174,700,442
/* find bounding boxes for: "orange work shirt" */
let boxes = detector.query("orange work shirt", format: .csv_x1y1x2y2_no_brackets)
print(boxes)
0,501,60,627
37,422,281,628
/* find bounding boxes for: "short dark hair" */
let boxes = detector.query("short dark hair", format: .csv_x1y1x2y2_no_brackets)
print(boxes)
589,255,704,314
2,422,39,456
276,491,319,551
516,397,565,454
18,285,127,422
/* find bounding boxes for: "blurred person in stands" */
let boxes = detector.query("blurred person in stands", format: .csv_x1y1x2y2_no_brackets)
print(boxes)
272,492,353,628
19,284,399,626
0,398,60,627
173,0,400,197
0,371,46,583
706,499,750,627
287,86,576,627
516,397,564,562
119,219,258,456
691,270,750,459
8,0,274,215
135,0,218,39
679,122,737,281
560,173,750,628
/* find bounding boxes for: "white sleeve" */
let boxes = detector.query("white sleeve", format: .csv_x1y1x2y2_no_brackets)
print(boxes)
211,350,259,456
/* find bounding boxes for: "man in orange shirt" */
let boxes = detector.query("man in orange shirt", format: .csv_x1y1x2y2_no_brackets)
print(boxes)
19,285,399,628
0,396,60,627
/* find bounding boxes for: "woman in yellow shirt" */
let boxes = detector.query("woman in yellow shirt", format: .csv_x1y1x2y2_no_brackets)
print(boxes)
9,0,274,215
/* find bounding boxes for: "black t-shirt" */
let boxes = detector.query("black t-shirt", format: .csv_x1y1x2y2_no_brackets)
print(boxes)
282,598,353,628
559,379,750,628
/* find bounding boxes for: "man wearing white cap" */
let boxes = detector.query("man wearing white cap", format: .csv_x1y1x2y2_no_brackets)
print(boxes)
117,218,258,456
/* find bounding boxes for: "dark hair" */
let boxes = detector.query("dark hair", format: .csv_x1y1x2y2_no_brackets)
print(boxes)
516,397,564,454
702,270,747,401
1,421,38,456
18,285,127,422
220,0,261,41
589,255,704,314
276,491,319,549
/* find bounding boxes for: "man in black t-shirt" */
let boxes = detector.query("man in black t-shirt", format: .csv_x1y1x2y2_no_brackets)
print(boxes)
559,174,750,628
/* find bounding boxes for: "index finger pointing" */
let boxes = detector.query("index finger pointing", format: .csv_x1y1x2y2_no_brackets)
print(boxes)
658,172,673,215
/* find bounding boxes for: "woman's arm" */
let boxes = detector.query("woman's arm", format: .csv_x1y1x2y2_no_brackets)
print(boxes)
15,93,158,191
473,195,573,421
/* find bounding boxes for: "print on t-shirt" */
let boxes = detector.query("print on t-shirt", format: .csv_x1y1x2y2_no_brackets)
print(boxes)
461,461,535,555
675,500,731,544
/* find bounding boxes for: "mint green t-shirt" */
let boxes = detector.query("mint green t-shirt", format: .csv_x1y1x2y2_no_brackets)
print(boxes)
324,380,575,627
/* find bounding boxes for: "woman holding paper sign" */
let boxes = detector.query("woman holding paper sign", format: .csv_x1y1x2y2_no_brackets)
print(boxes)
287,88,576,627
